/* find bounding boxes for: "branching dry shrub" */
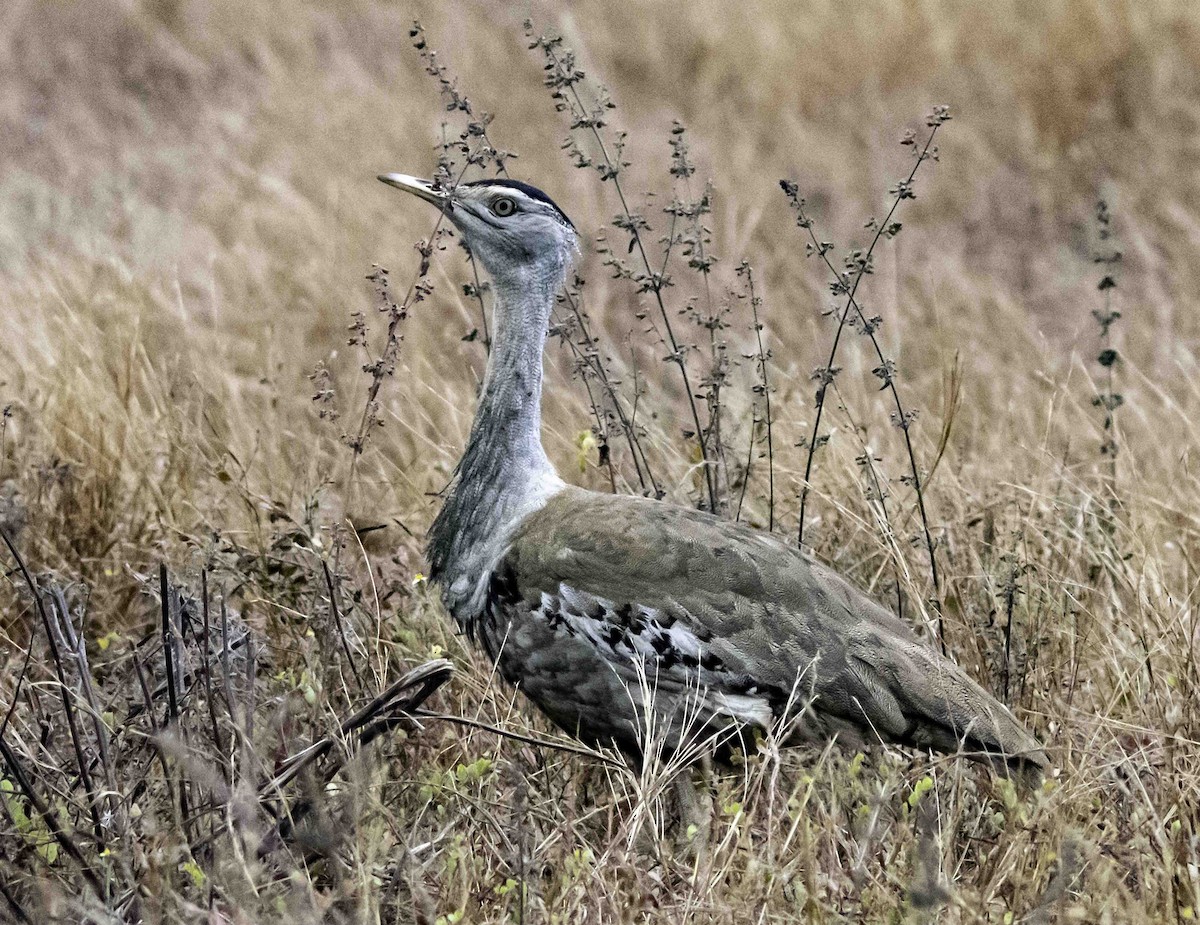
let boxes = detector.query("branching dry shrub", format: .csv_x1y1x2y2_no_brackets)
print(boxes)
781,107,950,649
1091,199,1124,492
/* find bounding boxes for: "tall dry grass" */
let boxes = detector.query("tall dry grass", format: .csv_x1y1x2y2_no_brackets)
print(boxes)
0,0,1198,921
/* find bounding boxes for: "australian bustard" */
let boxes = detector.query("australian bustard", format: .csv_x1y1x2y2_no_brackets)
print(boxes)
378,172,1048,779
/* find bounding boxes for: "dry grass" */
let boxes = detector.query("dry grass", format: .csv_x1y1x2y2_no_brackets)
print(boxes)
1,0,1198,921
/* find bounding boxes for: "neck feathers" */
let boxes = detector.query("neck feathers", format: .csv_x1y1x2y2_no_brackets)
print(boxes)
427,248,570,618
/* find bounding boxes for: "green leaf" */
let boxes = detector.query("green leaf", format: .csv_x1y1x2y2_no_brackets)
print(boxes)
181,859,207,889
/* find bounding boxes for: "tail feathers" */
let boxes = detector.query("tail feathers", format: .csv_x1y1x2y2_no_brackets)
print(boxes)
846,630,1048,778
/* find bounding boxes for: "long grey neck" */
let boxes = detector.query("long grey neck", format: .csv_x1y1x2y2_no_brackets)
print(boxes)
428,256,567,617
462,268,557,486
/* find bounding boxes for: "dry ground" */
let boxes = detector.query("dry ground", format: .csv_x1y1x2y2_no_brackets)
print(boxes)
1,0,1198,921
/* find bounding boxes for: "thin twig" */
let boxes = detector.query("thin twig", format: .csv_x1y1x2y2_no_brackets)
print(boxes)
199,569,228,781
262,659,454,795
0,729,104,900
49,586,127,844
186,659,455,858
736,262,774,529
530,24,716,510
0,610,35,740
158,564,192,837
781,112,948,651
0,869,31,925
734,410,757,524
322,558,366,692
410,708,629,772
132,651,176,818
467,250,492,353
831,381,904,619
0,530,105,839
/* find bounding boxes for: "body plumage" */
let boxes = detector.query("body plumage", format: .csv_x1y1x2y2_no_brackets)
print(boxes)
379,172,1047,776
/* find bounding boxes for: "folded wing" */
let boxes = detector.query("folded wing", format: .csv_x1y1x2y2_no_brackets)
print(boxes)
496,488,1047,774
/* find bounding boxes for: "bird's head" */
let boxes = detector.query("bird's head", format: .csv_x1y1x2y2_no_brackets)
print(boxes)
378,174,578,286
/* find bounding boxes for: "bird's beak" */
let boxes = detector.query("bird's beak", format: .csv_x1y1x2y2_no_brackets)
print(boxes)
377,173,448,206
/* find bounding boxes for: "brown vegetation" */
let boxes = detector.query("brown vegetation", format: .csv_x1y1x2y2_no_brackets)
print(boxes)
0,0,1198,921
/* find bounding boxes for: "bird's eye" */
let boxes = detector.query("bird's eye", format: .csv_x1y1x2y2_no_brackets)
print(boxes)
492,197,517,217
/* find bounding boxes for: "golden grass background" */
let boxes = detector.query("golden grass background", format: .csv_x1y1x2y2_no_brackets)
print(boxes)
0,0,1198,921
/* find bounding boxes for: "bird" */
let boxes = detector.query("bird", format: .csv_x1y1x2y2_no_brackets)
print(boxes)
377,171,1048,779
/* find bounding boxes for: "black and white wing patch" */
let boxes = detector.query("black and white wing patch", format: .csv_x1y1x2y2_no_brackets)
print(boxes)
484,564,777,729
